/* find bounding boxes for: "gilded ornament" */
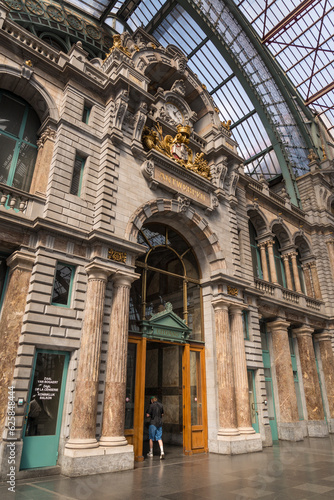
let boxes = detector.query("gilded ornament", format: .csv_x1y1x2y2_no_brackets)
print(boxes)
307,148,318,162
25,60,33,67
221,120,231,131
105,34,132,60
142,123,211,179
227,286,238,297
108,249,127,263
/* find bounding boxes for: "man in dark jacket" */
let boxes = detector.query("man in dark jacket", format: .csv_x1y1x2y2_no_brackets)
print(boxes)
146,396,164,459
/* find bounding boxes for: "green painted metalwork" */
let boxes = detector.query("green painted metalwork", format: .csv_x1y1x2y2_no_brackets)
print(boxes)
141,302,192,343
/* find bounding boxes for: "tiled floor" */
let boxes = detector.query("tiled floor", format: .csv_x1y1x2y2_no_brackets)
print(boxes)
1,436,334,499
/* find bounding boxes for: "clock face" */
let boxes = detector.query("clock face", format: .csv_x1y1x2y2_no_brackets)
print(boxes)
166,103,183,124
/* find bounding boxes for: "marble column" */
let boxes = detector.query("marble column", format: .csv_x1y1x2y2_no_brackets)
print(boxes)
100,275,133,447
282,254,293,289
315,331,334,423
259,243,269,281
267,319,301,439
29,127,56,196
66,265,110,449
212,300,238,436
309,261,322,299
230,306,255,434
302,263,313,297
0,251,34,435
326,239,334,279
266,241,278,284
294,326,327,437
290,252,302,292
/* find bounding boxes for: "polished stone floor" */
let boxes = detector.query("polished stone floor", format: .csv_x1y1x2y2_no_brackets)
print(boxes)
2,436,334,499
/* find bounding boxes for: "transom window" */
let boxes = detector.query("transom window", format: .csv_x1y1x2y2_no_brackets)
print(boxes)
130,223,202,341
0,91,40,192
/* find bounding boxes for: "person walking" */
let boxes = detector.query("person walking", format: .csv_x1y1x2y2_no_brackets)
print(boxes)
146,396,164,459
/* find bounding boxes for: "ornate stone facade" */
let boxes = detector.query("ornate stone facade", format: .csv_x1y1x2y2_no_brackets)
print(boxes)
0,9,334,480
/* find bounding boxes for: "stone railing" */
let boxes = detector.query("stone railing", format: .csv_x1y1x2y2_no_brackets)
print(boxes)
254,278,275,296
0,183,45,219
305,297,322,311
282,288,300,304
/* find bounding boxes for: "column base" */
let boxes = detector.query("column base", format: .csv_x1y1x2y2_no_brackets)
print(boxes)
62,444,134,477
277,422,304,441
217,428,240,437
327,418,334,434
99,436,128,447
65,438,99,449
307,419,329,437
238,426,256,435
215,433,262,455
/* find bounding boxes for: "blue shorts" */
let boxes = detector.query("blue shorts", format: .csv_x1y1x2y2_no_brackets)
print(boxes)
149,424,162,441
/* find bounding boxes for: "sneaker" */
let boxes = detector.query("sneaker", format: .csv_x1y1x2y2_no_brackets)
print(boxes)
147,451,153,458
160,452,165,460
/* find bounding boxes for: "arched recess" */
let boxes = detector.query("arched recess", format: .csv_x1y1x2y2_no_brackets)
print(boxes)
270,220,292,249
126,198,224,279
293,232,313,261
247,204,269,236
0,66,59,123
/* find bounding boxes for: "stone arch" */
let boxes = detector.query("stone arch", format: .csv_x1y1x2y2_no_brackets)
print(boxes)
0,65,59,123
270,219,292,248
246,204,269,236
327,192,334,215
293,231,313,260
126,198,225,278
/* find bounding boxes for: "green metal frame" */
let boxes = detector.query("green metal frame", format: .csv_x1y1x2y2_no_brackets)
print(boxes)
0,253,10,313
51,262,75,308
71,156,86,197
247,369,259,433
0,90,38,190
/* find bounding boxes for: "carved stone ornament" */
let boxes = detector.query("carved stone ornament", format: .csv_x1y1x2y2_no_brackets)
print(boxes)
170,80,186,96
37,126,56,149
108,248,127,263
176,194,191,212
104,34,132,60
142,122,211,179
210,162,227,188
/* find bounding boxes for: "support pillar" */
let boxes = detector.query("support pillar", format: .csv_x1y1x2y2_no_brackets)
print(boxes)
314,331,334,432
267,319,303,441
290,252,302,292
230,306,255,435
30,126,56,196
294,326,328,437
212,300,238,436
259,243,269,281
309,261,322,299
282,254,293,289
266,241,278,284
302,263,313,297
326,239,334,280
65,265,110,450
0,251,34,437
100,275,134,447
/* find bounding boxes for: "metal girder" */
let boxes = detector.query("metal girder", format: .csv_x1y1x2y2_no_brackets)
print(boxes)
305,82,334,106
100,1,120,23
261,0,320,44
145,1,179,35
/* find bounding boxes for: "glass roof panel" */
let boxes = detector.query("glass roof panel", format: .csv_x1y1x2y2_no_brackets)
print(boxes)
63,0,110,18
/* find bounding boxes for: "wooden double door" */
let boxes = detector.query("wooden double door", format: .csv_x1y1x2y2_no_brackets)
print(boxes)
125,337,208,460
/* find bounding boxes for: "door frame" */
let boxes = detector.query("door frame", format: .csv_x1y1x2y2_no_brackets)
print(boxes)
20,349,70,470
127,336,208,460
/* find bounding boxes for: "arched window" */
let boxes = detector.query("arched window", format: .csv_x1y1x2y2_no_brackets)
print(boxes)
249,221,263,279
130,223,202,340
0,90,40,192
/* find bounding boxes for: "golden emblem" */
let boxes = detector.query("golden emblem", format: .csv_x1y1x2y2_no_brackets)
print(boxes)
142,123,211,179
105,34,132,60
108,249,127,263
227,286,238,297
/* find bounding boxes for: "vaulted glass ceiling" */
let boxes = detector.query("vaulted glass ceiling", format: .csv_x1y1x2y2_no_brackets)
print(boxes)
53,1,333,200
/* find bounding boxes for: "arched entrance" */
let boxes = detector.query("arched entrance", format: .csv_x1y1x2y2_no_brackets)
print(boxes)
125,223,208,460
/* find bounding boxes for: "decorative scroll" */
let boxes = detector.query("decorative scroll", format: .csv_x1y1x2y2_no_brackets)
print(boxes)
105,34,132,60
142,122,211,179
108,249,127,263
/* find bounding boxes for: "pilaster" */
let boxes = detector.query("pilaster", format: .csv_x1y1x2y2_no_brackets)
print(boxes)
314,330,334,432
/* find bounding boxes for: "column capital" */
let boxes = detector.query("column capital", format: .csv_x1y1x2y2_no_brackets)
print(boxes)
292,326,314,338
6,250,35,272
212,298,230,311
112,272,139,288
325,238,334,246
314,330,333,342
229,304,244,315
85,262,112,282
266,318,290,332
